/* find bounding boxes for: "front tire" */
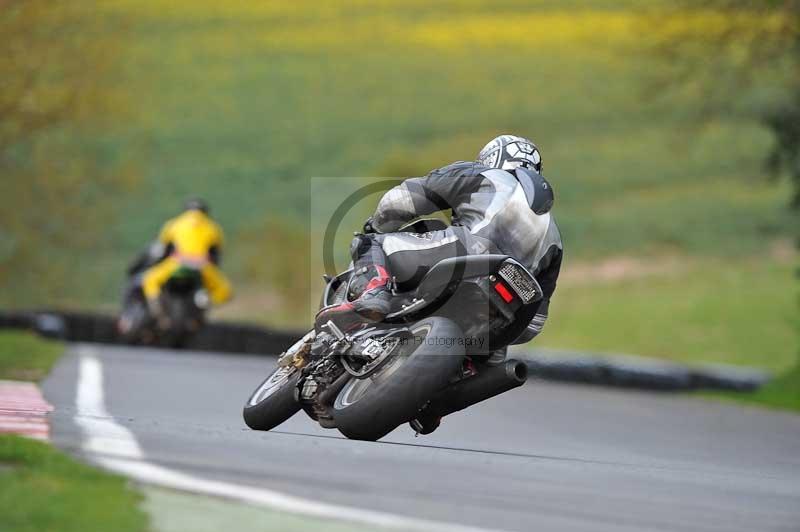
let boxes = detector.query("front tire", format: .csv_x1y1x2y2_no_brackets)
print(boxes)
243,365,302,431
331,317,465,441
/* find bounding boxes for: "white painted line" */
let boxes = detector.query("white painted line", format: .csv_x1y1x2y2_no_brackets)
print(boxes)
75,355,144,460
74,347,502,532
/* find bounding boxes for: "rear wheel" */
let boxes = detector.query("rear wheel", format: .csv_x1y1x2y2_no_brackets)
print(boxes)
118,296,151,344
243,365,302,431
161,294,204,348
331,317,464,441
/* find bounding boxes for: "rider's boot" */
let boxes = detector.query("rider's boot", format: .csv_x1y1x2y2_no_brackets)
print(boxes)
315,266,392,332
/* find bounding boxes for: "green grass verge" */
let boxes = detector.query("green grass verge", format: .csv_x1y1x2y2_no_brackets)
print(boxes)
0,331,62,382
0,434,150,532
704,364,800,412
540,256,799,411
542,258,796,373
7,1,792,309
0,333,150,531
738,364,800,411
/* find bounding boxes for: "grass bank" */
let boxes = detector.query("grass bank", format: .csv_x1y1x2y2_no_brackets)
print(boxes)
542,255,799,411
0,331,151,532
13,1,791,311
705,364,800,412
543,257,797,373
0,434,150,532
0,331,62,381
736,364,800,411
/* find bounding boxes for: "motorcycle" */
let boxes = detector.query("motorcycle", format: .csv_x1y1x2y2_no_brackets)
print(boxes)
117,264,210,348
243,219,539,441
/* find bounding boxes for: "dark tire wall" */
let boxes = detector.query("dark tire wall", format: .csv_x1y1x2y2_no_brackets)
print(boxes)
0,309,769,392
0,309,303,354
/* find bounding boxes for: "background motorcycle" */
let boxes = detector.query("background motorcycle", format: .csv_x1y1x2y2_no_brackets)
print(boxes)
117,264,210,348
243,219,540,441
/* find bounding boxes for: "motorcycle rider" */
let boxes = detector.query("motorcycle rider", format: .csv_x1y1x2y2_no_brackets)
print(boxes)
128,198,233,322
315,134,563,353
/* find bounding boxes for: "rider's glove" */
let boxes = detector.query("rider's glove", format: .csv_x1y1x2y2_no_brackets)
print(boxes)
362,216,378,235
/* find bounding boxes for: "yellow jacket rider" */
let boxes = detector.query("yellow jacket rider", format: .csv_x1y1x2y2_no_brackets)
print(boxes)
141,199,232,306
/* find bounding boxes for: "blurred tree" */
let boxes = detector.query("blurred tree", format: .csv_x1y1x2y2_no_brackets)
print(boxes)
236,217,312,322
645,0,799,205
646,2,800,384
0,0,136,306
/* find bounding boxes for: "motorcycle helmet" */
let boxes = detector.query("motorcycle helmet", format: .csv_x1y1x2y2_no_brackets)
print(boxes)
477,134,542,173
184,197,210,214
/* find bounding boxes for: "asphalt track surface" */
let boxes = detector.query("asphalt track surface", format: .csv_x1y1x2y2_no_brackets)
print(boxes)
43,344,800,532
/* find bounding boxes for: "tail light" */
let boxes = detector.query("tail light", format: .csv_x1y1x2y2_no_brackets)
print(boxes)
493,282,514,303
498,261,540,303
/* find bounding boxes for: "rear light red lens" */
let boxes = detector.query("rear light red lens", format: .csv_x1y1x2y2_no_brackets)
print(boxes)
494,282,514,303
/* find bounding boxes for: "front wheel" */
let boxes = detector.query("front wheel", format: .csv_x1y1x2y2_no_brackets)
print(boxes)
331,317,465,441
243,365,302,431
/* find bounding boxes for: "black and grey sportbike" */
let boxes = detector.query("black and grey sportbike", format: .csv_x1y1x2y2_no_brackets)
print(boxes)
117,265,209,348
243,219,538,441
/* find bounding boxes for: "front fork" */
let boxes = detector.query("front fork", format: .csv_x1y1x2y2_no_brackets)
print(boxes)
276,330,316,369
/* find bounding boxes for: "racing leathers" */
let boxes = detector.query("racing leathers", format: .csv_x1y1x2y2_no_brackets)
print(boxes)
139,209,233,306
320,161,563,345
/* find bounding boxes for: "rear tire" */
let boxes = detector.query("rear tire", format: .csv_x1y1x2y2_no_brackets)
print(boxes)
118,298,150,345
243,366,302,431
331,317,464,441
161,295,191,348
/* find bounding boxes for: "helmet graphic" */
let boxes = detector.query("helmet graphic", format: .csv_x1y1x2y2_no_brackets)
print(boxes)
477,134,542,173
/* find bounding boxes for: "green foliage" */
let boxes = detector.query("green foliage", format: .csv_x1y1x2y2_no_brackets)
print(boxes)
0,434,150,532
638,1,800,409
765,93,800,207
233,217,312,319
0,0,139,306
62,1,790,310
0,331,62,381
1,2,794,381
644,0,800,205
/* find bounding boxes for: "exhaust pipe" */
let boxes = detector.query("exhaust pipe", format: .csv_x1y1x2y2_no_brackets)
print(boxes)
423,359,528,419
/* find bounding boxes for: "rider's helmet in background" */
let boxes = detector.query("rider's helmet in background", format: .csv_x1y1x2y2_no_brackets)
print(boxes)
477,134,542,173
184,197,210,215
